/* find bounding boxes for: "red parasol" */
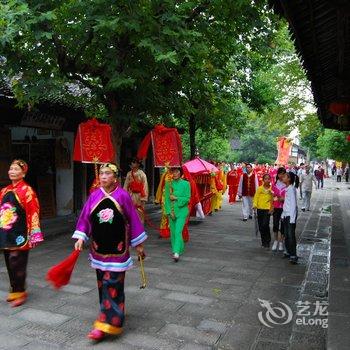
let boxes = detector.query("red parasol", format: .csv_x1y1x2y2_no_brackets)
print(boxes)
183,157,219,175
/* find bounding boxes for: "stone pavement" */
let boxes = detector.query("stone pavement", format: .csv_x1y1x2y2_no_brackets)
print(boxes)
0,180,343,350
328,179,350,350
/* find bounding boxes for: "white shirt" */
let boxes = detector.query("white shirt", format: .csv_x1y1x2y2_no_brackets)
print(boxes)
282,185,297,224
336,168,343,176
237,172,259,197
300,172,317,192
297,168,305,177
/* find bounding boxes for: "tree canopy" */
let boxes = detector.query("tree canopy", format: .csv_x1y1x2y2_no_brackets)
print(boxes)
317,130,350,162
0,0,324,163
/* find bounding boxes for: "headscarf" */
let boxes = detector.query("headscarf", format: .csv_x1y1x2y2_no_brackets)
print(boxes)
11,159,29,174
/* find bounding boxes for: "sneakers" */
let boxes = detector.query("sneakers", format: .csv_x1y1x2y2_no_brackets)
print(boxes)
173,253,179,262
271,241,278,251
278,241,284,251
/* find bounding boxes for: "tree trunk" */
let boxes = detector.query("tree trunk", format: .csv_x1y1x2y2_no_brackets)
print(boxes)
106,94,127,167
189,113,196,159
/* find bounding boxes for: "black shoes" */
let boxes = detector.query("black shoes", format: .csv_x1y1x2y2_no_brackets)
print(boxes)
243,218,247,222
289,256,298,264
249,215,253,219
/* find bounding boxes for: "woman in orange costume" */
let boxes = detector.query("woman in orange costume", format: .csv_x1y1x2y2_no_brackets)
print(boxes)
0,159,43,307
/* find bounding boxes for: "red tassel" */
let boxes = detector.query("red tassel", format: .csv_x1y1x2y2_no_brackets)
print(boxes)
46,250,80,289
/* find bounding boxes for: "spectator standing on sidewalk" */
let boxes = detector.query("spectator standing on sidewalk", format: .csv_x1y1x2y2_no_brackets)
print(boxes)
336,167,343,182
297,163,305,199
281,172,299,265
314,166,325,189
345,165,349,183
300,165,317,212
271,167,287,252
253,174,274,249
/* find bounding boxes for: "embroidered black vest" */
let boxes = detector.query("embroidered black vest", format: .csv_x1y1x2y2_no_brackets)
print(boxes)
90,198,127,256
0,191,28,249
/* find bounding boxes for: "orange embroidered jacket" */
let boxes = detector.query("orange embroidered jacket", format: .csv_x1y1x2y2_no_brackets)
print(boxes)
0,180,43,250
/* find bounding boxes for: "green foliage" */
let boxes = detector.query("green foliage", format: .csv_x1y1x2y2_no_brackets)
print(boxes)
298,114,324,160
181,129,235,162
232,115,279,164
0,0,319,163
317,129,350,162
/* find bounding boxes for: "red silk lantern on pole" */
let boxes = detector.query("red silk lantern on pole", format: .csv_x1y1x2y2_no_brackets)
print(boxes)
137,124,183,167
328,102,350,117
73,118,115,192
73,118,115,163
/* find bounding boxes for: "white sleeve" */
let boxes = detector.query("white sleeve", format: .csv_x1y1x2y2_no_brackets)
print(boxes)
255,175,259,190
237,175,243,196
289,188,297,224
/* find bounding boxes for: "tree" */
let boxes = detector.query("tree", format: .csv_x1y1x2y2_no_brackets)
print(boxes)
231,114,279,164
0,1,269,160
298,113,324,160
317,130,350,162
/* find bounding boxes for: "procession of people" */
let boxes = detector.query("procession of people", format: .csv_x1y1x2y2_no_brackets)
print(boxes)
0,152,345,343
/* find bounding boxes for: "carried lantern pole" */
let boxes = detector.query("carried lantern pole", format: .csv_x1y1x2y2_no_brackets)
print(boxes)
73,118,116,191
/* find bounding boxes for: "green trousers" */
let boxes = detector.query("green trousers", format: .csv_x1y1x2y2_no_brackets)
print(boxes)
169,215,186,255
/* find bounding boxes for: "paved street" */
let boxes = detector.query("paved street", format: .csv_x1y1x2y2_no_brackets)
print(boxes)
0,180,343,349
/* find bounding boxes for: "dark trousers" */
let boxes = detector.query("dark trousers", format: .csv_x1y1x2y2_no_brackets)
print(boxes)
317,178,324,189
283,216,297,257
4,250,29,292
337,175,342,182
257,209,271,247
272,208,284,235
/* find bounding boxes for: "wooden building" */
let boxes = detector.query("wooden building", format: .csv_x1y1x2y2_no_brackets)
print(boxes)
270,0,350,130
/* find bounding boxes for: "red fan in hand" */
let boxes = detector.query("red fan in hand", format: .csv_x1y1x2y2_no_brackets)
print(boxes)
46,250,80,289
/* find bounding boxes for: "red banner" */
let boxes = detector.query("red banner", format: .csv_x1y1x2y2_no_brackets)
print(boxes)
73,118,115,163
276,136,292,165
137,125,182,167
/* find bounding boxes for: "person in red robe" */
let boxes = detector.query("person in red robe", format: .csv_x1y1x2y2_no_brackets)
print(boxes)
0,159,43,307
227,166,240,204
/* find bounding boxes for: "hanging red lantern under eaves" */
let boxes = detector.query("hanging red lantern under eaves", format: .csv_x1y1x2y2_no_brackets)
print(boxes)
328,102,350,117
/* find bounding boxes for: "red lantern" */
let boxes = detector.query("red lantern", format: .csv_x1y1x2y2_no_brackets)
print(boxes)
347,134,350,142
328,102,350,117
137,124,183,167
73,118,115,163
